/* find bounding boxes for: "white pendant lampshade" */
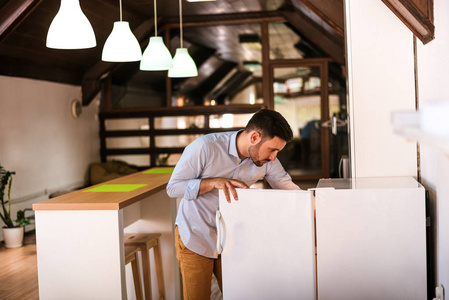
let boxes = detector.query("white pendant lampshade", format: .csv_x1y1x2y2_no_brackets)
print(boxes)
168,0,198,78
102,21,142,62
168,48,198,77
140,36,173,70
46,0,96,49
140,0,172,70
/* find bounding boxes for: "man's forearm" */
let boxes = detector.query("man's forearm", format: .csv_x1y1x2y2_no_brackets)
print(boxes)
198,178,215,197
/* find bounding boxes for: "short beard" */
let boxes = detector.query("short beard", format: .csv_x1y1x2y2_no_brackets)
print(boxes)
248,140,269,167
251,157,264,167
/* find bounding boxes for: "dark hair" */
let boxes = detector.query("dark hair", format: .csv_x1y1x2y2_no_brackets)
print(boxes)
245,109,293,142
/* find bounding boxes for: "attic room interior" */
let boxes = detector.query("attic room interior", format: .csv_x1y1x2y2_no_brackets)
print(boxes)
0,0,349,183
1,0,449,300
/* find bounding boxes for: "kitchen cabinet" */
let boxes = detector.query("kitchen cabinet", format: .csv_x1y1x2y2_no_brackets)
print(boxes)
33,170,180,300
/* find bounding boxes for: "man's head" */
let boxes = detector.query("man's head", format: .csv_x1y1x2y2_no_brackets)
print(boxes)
244,109,293,167
245,109,293,143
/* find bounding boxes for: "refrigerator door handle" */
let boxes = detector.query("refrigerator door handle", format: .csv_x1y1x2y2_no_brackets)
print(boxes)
216,210,223,255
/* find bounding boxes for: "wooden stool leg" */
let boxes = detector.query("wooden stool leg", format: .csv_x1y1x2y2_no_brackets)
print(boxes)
140,245,153,300
124,233,166,300
131,253,144,300
153,238,166,300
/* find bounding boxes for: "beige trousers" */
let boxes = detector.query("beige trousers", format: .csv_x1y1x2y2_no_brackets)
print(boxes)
175,226,222,300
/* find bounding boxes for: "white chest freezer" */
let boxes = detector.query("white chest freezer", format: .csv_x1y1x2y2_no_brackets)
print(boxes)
218,188,316,300
315,177,427,300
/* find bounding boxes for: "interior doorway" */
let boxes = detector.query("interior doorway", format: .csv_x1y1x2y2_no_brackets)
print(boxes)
270,59,348,181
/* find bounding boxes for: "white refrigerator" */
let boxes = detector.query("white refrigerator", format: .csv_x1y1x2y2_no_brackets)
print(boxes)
217,189,316,300
315,177,427,300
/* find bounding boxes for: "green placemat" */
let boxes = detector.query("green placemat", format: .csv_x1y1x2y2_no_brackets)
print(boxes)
142,168,174,174
84,184,147,192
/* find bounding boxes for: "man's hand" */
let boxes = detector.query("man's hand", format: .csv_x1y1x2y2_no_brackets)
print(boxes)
199,178,249,203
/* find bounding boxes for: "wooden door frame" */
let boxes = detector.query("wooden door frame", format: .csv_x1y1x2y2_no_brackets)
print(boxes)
268,58,332,180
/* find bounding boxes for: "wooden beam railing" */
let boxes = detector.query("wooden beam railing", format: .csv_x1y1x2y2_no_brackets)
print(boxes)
99,107,259,167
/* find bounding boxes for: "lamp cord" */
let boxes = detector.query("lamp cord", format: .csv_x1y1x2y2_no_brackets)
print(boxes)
154,0,158,36
179,0,183,48
119,0,123,21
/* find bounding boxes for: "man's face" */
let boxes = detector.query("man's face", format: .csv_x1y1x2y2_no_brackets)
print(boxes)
248,136,287,167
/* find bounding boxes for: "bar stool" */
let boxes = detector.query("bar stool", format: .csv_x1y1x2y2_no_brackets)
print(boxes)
125,246,144,300
124,233,166,300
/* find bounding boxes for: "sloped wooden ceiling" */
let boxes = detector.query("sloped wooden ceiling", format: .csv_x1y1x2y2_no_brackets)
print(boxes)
382,0,434,43
282,0,344,64
0,0,344,105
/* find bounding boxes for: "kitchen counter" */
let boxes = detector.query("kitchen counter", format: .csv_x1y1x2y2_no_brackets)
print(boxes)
33,168,181,300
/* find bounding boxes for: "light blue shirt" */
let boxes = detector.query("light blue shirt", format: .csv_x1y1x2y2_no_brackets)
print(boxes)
166,131,299,258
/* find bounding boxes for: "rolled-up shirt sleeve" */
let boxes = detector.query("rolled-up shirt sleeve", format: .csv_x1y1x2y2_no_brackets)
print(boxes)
166,138,207,200
183,178,202,200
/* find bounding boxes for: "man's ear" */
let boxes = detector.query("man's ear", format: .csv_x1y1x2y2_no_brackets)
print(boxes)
249,131,261,145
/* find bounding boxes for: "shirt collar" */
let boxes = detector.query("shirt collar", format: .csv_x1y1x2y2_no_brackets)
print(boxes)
229,130,243,159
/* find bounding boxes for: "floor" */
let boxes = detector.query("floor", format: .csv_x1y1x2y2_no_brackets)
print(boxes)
0,230,39,300
211,275,223,300
1,231,223,300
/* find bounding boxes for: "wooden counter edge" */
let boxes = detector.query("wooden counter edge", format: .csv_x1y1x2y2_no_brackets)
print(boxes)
32,202,121,211
33,172,171,211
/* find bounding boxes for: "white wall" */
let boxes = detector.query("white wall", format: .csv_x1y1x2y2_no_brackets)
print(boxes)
346,0,449,296
345,0,417,178
416,0,449,292
0,76,100,236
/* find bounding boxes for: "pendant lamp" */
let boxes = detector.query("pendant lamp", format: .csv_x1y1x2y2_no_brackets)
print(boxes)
140,0,173,70
168,0,198,78
102,0,142,62
46,0,96,49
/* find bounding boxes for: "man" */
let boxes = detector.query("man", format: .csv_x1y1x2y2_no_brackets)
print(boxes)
166,109,300,299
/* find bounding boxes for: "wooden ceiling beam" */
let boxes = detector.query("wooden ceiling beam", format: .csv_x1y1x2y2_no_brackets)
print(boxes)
381,0,434,44
291,0,344,38
0,0,42,45
281,8,345,65
101,104,263,117
160,10,286,28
